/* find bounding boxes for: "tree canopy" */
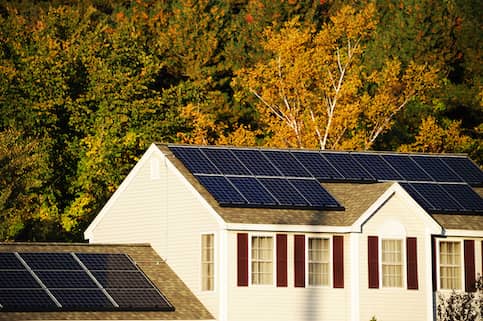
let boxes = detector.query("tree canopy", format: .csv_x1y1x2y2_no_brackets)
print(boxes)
0,0,481,241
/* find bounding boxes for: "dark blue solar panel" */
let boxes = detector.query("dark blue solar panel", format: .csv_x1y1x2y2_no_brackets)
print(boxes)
262,150,311,177
36,271,97,289
382,155,432,181
399,183,435,212
93,271,152,288
76,253,137,271
0,253,24,269
291,151,343,180
20,253,81,270
202,148,251,175
231,149,282,176
228,177,277,206
441,157,483,186
196,175,246,205
107,288,174,311
0,289,57,311
400,183,466,213
411,156,463,182
169,146,219,174
440,184,483,213
0,271,40,288
258,178,308,207
289,179,342,209
322,153,375,181
51,289,114,310
352,153,403,181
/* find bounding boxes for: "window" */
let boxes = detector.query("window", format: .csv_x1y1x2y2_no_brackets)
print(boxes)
201,234,214,291
439,241,461,290
381,239,403,287
308,237,330,286
251,236,273,285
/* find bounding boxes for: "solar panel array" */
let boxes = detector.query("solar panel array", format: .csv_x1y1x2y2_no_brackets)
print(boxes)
0,252,174,312
169,145,483,214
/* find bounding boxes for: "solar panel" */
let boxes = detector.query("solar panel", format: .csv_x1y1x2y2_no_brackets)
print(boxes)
322,153,375,181
0,289,57,311
399,182,435,212
35,270,98,289
352,153,403,181
441,157,483,186
0,253,24,269
50,289,114,310
0,271,41,288
202,148,251,175
291,151,343,180
262,150,311,177
196,175,246,205
77,253,138,271
107,289,174,311
258,178,308,207
231,149,282,176
405,183,462,212
289,179,343,209
19,253,81,270
228,177,278,206
440,184,483,213
410,156,463,182
382,155,433,181
169,146,219,174
92,271,152,288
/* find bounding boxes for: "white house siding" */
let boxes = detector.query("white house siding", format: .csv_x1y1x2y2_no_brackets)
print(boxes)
358,192,433,321
87,148,221,319
227,230,351,321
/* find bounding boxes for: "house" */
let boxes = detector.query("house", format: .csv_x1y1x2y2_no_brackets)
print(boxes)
0,242,214,321
81,143,483,321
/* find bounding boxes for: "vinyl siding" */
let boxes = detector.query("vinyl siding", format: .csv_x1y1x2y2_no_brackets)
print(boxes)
227,231,351,321
88,150,221,318
359,193,431,321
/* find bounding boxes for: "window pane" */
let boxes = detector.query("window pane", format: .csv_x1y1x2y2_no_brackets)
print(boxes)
439,241,461,290
251,236,273,285
308,237,329,286
201,234,214,291
382,239,403,288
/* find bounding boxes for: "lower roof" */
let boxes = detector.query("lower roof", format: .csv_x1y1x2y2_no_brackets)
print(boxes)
0,243,214,321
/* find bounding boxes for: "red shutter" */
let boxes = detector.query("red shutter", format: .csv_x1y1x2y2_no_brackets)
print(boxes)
464,240,476,292
368,236,379,289
432,236,437,291
237,233,248,286
333,235,344,288
406,237,418,290
276,234,288,287
294,235,305,287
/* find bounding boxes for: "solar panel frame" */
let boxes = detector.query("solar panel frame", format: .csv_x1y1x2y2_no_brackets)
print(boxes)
261,150,311,177
196,175,247,205
410,155,463,183
441,156,483,186
202,148,251,176
231,149,282,176
169,146,220,175
352,153,403,181
322,153,375,181
291,151,343,180
382,155,433,182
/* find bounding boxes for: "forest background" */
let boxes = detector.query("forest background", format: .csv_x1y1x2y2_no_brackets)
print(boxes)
0,0,481,241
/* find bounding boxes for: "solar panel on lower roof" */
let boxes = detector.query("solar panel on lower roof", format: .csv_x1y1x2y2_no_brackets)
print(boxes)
169,146,220,175
50,289,114,310
0,253,24,269
322,153,375,181
352,153,403,181
196,175,246,205
382,155,433,182
258,178,308,207
405,183,462,212
231,149,282,176
440,184,483,213
228,177,278,206
0,289,57,311
441,156,483,186
92,271,152,288
289,179,343,209
291,151,343,180
202,148,251,175
107,289,174,311
410,155,463,183
20,253,81,270
0,270,41,288
35,270,98,289
262,150,311,177
76,253,137,271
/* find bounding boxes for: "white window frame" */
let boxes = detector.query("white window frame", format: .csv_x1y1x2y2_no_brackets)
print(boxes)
306,235,332,288
437,239,464,291
380,238,405,288
200,232,216,292
248,233,276,287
